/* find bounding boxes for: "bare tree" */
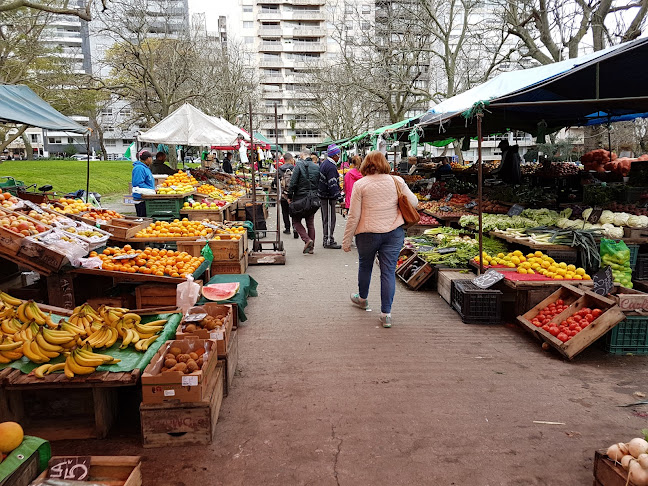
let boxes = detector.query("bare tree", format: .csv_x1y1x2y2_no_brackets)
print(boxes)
0,0,109,22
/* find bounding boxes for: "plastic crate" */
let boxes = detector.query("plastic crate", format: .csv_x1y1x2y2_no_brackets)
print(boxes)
635,254,648,280
0,176,25,195
450,279,502,324
604,315,648,355
623,186,648,203
144,198,185,219
545,250,578,265
628,244,639,270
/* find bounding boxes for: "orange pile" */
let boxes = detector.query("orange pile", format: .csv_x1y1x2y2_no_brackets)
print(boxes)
93,245,205,278
161,171,198,187
55,198,93,214
134,218,212,238
214,226,247,241
83,209,124,221
197,184,217,195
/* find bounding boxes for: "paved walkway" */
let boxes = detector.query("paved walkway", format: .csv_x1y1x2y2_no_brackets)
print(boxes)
60,212,648,485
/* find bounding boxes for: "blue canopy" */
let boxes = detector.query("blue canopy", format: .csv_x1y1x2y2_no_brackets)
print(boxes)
0,84,88,132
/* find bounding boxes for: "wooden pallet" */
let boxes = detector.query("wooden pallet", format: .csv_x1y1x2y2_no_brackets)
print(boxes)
34,456,142,486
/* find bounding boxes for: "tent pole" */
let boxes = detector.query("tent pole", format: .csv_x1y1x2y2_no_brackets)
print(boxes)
274,103,280,246
249,102,258,249
608,115,612,156
85,133,90,204
477,113,483,275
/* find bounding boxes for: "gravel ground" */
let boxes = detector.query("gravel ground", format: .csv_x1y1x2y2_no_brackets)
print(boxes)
56,209,648,485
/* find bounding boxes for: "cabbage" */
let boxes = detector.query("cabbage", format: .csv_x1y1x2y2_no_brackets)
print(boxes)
569,219,585,229
640,216,648,228
583,223,594,230
556,218,570,229
627,215,643,228
613,212,630,227
599,210,614,225
603,226,624,239
582,208,593,221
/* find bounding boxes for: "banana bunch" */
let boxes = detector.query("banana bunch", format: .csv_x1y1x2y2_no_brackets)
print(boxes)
117,315,167,351
0,291,22,307
20,326,78,363
16,300,56,328
98,305,129,326
134,334,159,352
83,325,119,349
64,345,120,378
0,335,23,363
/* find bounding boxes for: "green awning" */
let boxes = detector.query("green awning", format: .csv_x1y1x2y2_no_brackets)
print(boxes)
312,137,350,151
371,117,416,135
253,131,283,152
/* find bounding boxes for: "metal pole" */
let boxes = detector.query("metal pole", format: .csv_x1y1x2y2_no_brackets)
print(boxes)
607,115,612,156
274,103,280,246
85,133,91,204
477,113,483,275
249,102,258,248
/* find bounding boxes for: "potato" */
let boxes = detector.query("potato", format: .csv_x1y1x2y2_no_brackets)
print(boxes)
164,357,177,369
189,352,199,361
172,362,187,373
186,359,199,372
177,354,190,363
169,347,182,356
184,324,197,333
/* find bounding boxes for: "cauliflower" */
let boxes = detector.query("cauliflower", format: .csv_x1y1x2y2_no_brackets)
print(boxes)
613,212,630,227
599,210,614,225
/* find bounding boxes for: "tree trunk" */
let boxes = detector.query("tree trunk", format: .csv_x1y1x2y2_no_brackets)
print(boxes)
452,140,464,164
21,132,33,160
0,125,28,153
168,145,178,169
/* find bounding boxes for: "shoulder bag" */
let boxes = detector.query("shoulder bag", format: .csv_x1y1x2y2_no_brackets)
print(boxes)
289,162,321,218
392,176,420,225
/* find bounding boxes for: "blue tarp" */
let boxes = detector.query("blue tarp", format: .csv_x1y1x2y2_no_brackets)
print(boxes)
0,84,88,132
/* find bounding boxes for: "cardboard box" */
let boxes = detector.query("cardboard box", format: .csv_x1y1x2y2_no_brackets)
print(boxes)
175,303,234,357
141,339,217,404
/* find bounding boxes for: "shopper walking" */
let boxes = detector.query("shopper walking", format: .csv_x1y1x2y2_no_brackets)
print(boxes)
276,152,297,238
287,149,321,254
319,144,342,249
344,155,363,211
342,151,418,328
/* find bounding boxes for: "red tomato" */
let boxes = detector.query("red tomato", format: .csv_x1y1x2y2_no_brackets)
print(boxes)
556,299,564,305
592,309,603,318
574,326,582,332
581,321,589,328
557,332,569,342
567,318,575,326
569,322,578,330
583,308,592,314
585,314,594,322
542,325,550,331
549,326,560,336
532,319,541,327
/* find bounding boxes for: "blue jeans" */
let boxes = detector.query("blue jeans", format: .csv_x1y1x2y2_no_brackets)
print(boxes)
356,227,405,314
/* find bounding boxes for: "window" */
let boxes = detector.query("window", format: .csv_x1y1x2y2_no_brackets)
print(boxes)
48,137,62,144
244,36,254,44
105,140,117,147
242,6,252,12
293,114,308,121
345,4,353,14
122,139,133,145
261,6,278,13
100,108,113,115
362,4,370,14
30,134,39,143
361,22,370,30
266,129,283,138
295,129,319,137
243,21,253,28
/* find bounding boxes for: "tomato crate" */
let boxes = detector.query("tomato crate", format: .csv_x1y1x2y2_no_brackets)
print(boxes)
450,279,502,324
519,284,585,324
517,289,625,360
603,314,648,355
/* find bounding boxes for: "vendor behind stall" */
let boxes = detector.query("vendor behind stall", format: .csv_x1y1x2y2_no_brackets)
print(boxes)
132,150,155,217
222,152,233,174
151,151,177,175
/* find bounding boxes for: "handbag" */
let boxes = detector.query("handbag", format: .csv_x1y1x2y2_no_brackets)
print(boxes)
392,176,420,225
289,162,321,218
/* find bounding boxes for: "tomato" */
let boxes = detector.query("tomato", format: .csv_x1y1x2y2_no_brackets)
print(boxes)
567,318,575,326
548,326,559,336
557,332,569,342
569,322,578,330
581,321,589,328
592,309,603,318
583,308,592,314
532,319,541,327
556,299,564,305
585,313,594,322
574,326,582,333
542,325,550,331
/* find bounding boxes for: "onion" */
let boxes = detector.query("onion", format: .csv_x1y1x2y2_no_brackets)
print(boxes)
608,443,624,462
628,438,648,458
638,453,648,470
622,454,634,470
620,442,630,455
628,460,648,486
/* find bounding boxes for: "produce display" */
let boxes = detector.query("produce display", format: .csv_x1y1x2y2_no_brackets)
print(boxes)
475,250,591,280
160,170,198,187
0,209,48,236
158,344,207,374
581,149,617,173
81,208,124,222
181,313,226,333
55,220,108,241
183,200,226,211
208,188,244,204
197,184,217,195
50,198,94,215
213,225,247,240
133,219,213,238
156,183,194,195
530,300,601,342
418,213,439,225
600,239,633,288
605,435,648,485
0,192,21,209
477,201,509,213
0,295,168,377
18,208,65,226
535,162,580,177
95,245,206,278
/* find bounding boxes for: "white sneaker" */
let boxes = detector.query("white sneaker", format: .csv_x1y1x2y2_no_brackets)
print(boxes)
350,293,368,310
380,313,392,328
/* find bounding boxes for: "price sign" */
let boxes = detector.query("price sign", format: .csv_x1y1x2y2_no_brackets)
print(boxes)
437,247,457,254
439,206,452,212
473,269,505,289
507,204,524,217
593,265,614,296
588,208,603,224
201,222,220,230
445,193,453,202
111,253,138,260
23,200,44,213
47,457,91,481
464,201,477,209
183,313,207,323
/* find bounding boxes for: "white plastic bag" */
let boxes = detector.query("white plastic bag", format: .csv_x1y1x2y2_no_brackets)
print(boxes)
176,275,201,314
132,187,156,196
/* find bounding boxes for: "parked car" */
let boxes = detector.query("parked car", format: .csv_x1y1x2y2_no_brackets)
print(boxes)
71,154,100,161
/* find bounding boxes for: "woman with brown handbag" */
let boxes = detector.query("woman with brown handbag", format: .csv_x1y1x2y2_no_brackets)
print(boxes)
342,151,418,327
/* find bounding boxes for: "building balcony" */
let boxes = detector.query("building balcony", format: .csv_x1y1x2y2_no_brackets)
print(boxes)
259,59,285,68
289,27,324,37
257,11,282,21
259,42,284,52
258,0,283,3
292,0,326,5
260,74,285,82
291,42,326,52
290,11,325,21
258,26,283,37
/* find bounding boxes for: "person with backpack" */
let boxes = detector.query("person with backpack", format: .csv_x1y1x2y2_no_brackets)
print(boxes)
277,152,297,237
287,149,320,254
319,144,343,249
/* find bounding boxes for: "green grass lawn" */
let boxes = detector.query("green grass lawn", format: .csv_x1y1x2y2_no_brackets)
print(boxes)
0,159,134,197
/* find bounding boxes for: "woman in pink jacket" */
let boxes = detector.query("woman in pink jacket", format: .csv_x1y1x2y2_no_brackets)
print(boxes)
342,151,418,328
344,155,363,210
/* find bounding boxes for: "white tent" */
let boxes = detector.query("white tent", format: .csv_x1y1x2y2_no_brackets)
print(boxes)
209,116,249,139
138,104,243,146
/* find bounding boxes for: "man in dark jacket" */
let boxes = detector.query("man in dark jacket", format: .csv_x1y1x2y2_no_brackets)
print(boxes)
222,152,233,174
319,144,342,249
277,152,297,237
151,152,177,175
288,150,320,254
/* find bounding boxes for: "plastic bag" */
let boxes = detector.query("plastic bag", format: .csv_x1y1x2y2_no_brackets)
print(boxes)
78,256,103,269
600,238,633,288
176,275,201,314
201,243,214,263
132,187,156,196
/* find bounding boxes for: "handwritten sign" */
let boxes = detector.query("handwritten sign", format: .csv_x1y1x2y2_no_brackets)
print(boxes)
437,247,457,254
464,201,477,209
445,193,453,202
593,265,614,296
473,269,505,289
23,200,44,213
439,206,452,212
47,457,91,481
112,253,138,260
507,204,524,217
617,293,648,312
587,208,603,224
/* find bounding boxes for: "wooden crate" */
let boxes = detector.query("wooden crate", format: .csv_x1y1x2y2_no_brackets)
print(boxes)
179,208,226,222
518,284,585,323
0,450,39,486
177,234,246,261
516,290,625,359
135,281,202,309
33,456,142,486
406,224,438,236
98,217,152,240
396,255,433,290
211,253,248,275
175,303,234,357
396,248,417,271
140,362,224,448
221,329,238,397
593,450,639,486
437,270,474,304
18,231,73,271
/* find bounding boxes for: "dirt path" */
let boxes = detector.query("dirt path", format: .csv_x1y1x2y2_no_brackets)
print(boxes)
58,212,648,485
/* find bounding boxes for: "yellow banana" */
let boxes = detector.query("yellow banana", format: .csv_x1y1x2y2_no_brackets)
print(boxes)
1,319,19,335
0,292,21,306
0,306,14,319
60,322,84,336
61,340,77,350
44,313,57,329
116,319,126,338
33,363,51,378
1,350,23,361
0,337,23,351
78,344,118,363
135,323,164,334
42,328,75,345
120,328,135,349
141,335,158,352
143,319,168,327
16,302,28,323
72,349,104,368
22,340,48,363
26,302,46,325
0,354,11,364
46,362,65,374
35,332,64,353
64,358,75,378
33,340,59,359
104,327,118,348
122,313,141,325
67,353,96,375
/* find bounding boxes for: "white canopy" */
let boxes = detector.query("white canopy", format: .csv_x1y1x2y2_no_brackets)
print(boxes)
209,116,249,140
138,104,243,146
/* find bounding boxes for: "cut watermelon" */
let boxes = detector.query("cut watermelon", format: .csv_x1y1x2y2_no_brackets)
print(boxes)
202,282,240,301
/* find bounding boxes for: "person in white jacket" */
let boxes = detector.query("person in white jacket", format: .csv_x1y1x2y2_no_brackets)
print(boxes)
342,150,418,328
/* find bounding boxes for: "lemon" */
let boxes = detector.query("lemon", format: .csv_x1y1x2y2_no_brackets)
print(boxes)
557,268,567,276
531,263,541,270
567,264,576,271
554,275,563,279
507,263,516,268
474,256,480,263
583,274,591,280
559,262,567,269
497,253,505,259
511,256,520,265
565,272,575,279
528,269,535,274
541,261,550,269
482,251,489,257
526,254,535,259
513,250,523,257
575,268,585,276
519,256,527,262
518,268,528,274
574,275,583,280
534,251,543,257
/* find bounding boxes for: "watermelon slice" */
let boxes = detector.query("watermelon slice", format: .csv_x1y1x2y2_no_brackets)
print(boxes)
202,282,240,301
